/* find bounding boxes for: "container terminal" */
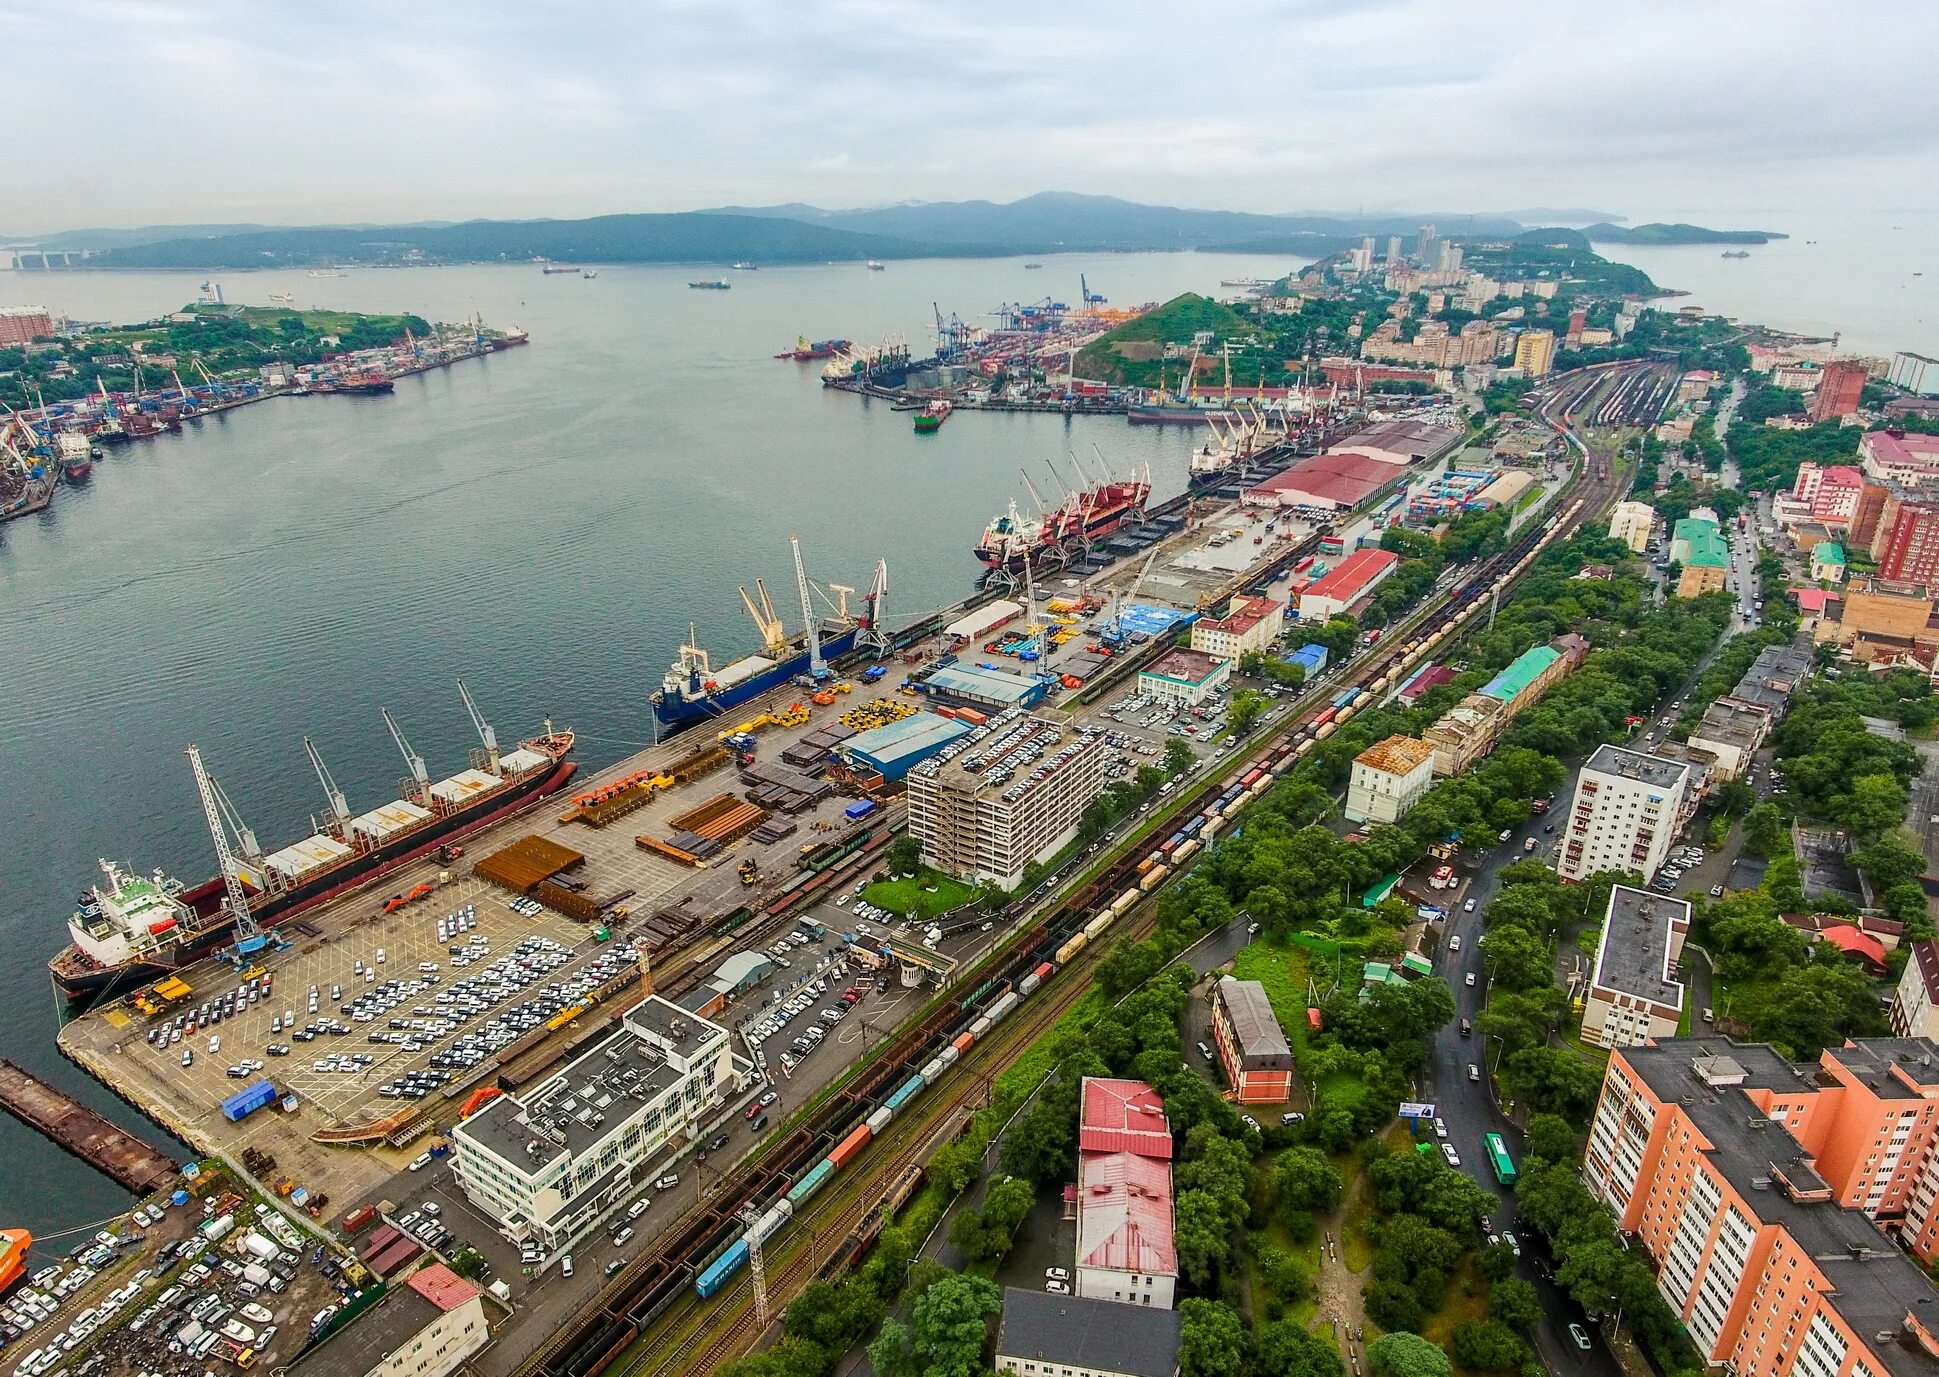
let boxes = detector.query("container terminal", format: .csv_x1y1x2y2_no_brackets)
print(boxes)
42,392,1591,1376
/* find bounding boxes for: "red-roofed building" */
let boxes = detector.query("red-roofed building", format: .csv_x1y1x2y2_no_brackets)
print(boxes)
1820,924,1889,974
1076,1077,1177,1308
1398,664,1457,702
1079,1077,1173,1160
1241,452,1401,513
1861,430,1939,490
1793,463,1868,524
1781,912,1900,977
1297,548,1400,621
1191,594,1283,660
408,1262,485,1311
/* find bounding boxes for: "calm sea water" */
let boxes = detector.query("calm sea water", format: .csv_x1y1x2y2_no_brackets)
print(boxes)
0,250,1306,1239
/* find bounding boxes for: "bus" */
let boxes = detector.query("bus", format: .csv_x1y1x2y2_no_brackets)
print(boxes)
1484,1132,1517,1185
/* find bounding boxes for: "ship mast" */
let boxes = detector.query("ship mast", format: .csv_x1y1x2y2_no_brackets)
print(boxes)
791,535,825,680
186,745,268,958
457,679,500,774
303,735,352,833
382,708,432,805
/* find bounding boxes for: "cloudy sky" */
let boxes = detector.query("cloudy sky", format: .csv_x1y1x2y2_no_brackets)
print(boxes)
2,0,1932,233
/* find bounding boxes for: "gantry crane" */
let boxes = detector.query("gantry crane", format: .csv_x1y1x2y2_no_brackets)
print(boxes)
856,558,892,655
791,535,826,680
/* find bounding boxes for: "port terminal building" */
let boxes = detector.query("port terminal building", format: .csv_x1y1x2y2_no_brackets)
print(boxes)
906,710,1106,890
450,992,745,1258
1137,649,1232,707
836,712,974,783
915,663,1050,712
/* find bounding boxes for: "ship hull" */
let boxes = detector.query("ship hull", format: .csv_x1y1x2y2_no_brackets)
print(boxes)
50,757,579,1006
973,498,1143,572
653,627,862,730
1127,405,1238,426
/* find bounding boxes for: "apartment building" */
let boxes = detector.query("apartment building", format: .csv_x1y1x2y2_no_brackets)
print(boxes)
1344,735,1437,824
1892,942,1939,1041
1686,699,1773,780
1670,517,1730,597
1209,977,1293,1104
906,712,1106,889
1812,359,1868,421
0,306,53,346
1861,431,1939,491
1076,1078,1177,1308
1512,329,1555,377
1584,1037,1939,1377
1580,887,1690,1049
1190,595,1282,661
451,995,740,1256
1875,500,1939,586
1558,745,1694,882
292,1264,490,1377
1608,500,1656,553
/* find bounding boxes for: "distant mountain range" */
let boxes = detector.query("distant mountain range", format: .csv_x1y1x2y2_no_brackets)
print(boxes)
3,193,1777,271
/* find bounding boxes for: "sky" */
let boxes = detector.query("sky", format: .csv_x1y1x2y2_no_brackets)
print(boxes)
2,0,1935,234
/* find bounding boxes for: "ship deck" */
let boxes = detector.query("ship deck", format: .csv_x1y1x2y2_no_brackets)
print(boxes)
56,479,1320,1215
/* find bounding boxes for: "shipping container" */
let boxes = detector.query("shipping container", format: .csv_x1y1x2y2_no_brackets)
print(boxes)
828,1125,873,1170
987,992,1022,1025
936,1044,959,1067
969,1014,995,1038
1083,914,1111,940
919,1057,945,1082
695,1239,750,1298
221,1080,278,1123
338,1205,378,1236
950,1031,976,1056
788,1160,836,1207
1017,971,1041,997
1139,867,1166,893
884,1075,926,1112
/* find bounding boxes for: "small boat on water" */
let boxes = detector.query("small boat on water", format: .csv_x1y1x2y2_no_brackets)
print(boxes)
1024,263,1043,269
914,400,953,434
269,292,295,305
731,262,760,272
582,270,599,280
690,279,731,291
866,261,886,271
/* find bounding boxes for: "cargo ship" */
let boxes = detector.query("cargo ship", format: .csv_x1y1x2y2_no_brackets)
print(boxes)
690,279,732,290
541,265,580,274
776,337,851,361
653,538,882,731
1127,398,1239,425
913,400,952,434
331,376,395,396
48,709,578,1006
974,466,1150,572
57,434,96,482
0,1230,27,1295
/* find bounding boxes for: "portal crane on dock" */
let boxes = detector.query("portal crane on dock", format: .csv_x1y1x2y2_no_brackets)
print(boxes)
457,679,500,773
186,744,269,959
856,558,893,655
304,736,353,834
383,708,432,806
791,535,826,680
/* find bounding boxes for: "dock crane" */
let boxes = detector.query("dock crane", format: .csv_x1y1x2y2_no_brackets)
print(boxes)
186,744,270,959
382,708,432,806
932,303,974,362
458,679,500,773
738,580,787,656
1101,549,1159,650
1081,273,1106,309
304,736,353,834
790,535,826,680
856,558,893,655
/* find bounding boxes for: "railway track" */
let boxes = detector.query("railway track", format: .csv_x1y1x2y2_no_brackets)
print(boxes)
520,444,1629,1377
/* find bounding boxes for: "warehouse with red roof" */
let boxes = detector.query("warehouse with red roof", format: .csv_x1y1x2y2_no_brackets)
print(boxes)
1296,548,1399,621
1240,452,1402,512
1076,1077,1176,1308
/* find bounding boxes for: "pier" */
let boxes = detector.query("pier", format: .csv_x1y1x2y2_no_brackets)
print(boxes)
0,1058,179,1195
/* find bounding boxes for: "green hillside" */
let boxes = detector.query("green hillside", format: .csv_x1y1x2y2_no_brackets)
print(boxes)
1074,293,1253,387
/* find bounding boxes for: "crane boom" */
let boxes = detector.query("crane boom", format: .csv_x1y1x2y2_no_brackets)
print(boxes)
382,708,431,803
186,745,266,955
457,678,500,772
739,583,785,654
1018,468,1053,517
304,735,351,831
791,535,825,679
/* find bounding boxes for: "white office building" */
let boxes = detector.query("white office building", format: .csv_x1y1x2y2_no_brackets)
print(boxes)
1557,744,1693,883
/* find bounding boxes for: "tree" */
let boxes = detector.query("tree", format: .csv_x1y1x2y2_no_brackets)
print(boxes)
1847,773,1912,842
887,835,922,876
1228,689,1272,734
1272,1146,1345,1217
1178,1298,1249,1377
1742,801,1786,856
908,1274,1001,1377
1524,1114,1578,1166
1481,924,1553,992
1367,1332,1453,1377
1173,1189,1235,1287
783,1280,884,1353
1165,737,1198,775
866,1321,919,1377
1490,1276,1542,1331
1363,1277,1426,1333
1253,1319,1346,1377
722,1337,838,1377
1451,1320,1529,1371
1503,1045,1605,1122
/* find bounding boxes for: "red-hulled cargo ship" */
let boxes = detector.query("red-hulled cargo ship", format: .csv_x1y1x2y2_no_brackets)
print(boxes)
49,711,577,1007
973,465,1150,572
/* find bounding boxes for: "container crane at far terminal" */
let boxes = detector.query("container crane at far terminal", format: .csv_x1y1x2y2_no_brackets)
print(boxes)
185,744,271,960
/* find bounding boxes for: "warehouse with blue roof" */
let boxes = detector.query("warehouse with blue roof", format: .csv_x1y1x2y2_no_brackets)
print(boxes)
1284,643,1329,677
917,664,1050,710
836,712,975,782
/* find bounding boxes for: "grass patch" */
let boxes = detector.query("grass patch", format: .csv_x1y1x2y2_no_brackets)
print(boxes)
862,868,977,921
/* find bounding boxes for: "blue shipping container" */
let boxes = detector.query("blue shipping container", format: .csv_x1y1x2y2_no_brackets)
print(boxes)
883,1075,926,1112
844,800,879,821
695,1238,751,1298
221,1079,278,1123
787,1159,836,1207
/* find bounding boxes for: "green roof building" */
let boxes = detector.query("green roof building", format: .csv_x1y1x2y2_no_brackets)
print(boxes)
1811,542,1847,584
1480,644,1561,707
1670,517,1729,570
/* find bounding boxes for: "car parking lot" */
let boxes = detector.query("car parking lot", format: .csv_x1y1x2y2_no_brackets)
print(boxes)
120,877,623,1129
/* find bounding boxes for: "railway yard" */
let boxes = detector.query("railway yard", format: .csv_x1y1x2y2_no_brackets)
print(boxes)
33,378,1645,1377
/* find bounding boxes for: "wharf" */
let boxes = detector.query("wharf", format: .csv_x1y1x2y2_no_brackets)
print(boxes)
0,1058,178,1195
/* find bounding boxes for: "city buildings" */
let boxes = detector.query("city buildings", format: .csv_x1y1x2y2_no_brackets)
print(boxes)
1863,430,1939,491
1557,744,1694,882
1891,941,1939,1040
450,993,741,1256
1891,351,1939,398
1811,358,1869,421
836,712,973,784
292,1263,491,1377
1295,548,1399,621
1686,700,1772,779
1579,886,1689,1048
1584,1037,1939,1377
1344,735,1437,824
1792,462,1869,525
1873,499,1939,585
1137,648,1232,707
1190,595,1282,661
1512,328,1556,377
906,712,1106,888
1812,584,1939,663
1076,1078,1177,1307
1209,977,1293,1104
1670,516,1730,597
1422,698,1502,778
0,306,53,346
1812,541,1848,583
996,1290,1183,1377
1608,499,1656,553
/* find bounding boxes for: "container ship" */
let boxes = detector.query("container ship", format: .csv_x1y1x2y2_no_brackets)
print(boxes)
57,434,96,482
913,400,952,434
775,337,851,361
48,697,577,1007
974,466,1150,572
653,539,886,731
